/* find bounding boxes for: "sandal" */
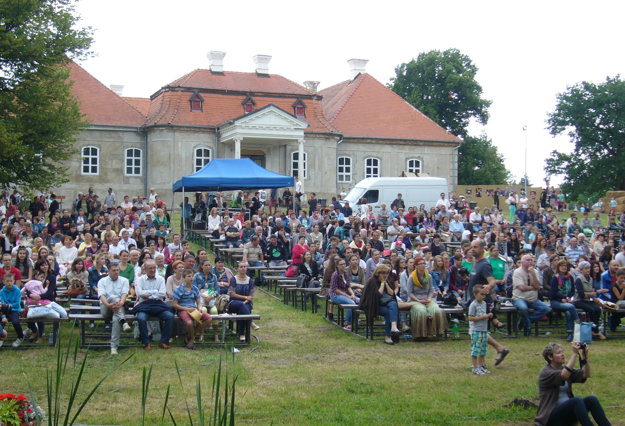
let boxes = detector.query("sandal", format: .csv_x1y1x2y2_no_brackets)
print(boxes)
494,348,510,366
186,342,195,350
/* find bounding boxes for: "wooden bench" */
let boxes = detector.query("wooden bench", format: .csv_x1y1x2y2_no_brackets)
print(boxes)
70,312,260,348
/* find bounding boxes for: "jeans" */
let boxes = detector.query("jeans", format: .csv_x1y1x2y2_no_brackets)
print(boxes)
228,300,252,336
574,300,601,332
379,301,398,336
550,300,579,332
547,395,611,426
331,295,357,325
513,298,551,332
7,311,24,339
136,309,174,345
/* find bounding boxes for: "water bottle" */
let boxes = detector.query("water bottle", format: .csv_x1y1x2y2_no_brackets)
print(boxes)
452,322,460,339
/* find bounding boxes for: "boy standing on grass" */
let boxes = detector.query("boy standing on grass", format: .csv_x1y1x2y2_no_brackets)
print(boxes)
469,285,492,375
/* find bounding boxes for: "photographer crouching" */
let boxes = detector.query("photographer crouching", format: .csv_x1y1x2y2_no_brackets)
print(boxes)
535,342,611,426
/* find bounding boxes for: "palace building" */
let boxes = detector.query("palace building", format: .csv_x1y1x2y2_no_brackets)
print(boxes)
62,52,461,204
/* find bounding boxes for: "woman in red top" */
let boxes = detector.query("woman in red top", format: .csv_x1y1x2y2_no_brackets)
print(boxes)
291,235,309,265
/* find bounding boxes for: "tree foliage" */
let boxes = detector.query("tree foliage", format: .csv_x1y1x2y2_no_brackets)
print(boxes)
458,135,512,185
0,0,92,190
546,76,625,201
389,48,491,138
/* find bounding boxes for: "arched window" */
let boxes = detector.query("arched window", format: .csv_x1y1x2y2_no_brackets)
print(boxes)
407,158,422,174
364,157,380,178
125,148,142,176
337,156,352,183
194,147,211,172
291,151,308,179
242,95,255,114
293,99,306,118
81,146,99,175
189,92,203,112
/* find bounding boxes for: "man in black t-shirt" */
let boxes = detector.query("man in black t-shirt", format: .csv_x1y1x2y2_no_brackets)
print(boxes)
468,238,510,366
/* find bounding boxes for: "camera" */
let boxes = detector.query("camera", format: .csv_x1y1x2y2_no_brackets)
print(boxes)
0,303,12,315
578,342,587,350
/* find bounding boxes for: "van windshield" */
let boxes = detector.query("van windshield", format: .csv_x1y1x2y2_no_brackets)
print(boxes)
343,187,365,204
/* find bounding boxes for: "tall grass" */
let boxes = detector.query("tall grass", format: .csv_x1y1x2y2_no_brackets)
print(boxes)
43,333,134,426
36,332,237,425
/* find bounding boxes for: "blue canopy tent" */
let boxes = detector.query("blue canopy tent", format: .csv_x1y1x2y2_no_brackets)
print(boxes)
172,158,294,192
172,158,294,234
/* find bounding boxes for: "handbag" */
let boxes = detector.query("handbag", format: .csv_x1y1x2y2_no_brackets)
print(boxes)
67,286,88,297
285,264,298,278
296,274,310,289
215,294,230,313
379,293,395,306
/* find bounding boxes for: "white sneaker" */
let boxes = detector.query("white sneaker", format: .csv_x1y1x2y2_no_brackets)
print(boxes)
12,338,23,348
23,329,33,339
479,366,491,374
0,339,4,348
472,367,485,375
111,348,118,355
122,322,132,332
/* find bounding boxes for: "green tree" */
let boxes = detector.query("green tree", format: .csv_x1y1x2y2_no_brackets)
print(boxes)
546,76,625,201
458,135,512,185
0,0,92,190
389,48,491,138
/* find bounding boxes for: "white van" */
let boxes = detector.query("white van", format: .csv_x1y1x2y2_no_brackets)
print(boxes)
341,177,448,211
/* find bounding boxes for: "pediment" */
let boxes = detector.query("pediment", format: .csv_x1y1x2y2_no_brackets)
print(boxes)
230,104,309,130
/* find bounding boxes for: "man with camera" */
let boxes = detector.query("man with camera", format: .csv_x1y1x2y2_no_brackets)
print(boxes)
535,342,611,425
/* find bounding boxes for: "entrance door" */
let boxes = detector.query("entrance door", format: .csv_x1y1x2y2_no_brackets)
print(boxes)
241,150,266,168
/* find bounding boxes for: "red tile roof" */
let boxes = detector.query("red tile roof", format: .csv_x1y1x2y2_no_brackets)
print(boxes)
68,62,146,126
164,69,313,96
319,73,461,143
146,91,336,133
122,97,151,116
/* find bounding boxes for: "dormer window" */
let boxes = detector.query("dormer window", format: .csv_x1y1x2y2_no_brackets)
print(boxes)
189,92,203,112
242,95,256,114
293,99,306,118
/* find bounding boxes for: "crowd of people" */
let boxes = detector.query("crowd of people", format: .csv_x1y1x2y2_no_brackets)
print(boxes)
0,185,621,423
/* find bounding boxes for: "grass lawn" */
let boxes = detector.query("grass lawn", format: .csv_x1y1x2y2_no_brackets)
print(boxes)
1,289,625,425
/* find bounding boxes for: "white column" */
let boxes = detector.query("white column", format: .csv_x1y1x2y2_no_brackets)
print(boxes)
298,138,305,194
234,138,241,159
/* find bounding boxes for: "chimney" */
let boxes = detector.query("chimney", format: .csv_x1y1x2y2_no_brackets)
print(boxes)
347,58,369,79
109,85,124,96
303,81,320,92
253,54,272,74
207,51,226,73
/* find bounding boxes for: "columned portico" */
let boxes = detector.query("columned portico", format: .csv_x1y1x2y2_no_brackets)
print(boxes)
219,105,309,176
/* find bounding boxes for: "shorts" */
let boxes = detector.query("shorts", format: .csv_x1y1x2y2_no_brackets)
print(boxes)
471,330,488,357
178,310,211,323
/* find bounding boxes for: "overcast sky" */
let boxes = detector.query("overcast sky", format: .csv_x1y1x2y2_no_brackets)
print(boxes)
75,0,625,187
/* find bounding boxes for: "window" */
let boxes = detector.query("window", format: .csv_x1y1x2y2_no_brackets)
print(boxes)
363,190,379,204
125,148,142,176
291,151,308,179
364,157,380,178
293,99,306,118
242,95,255,114
407,158,422,174
337,156,352,183
81,146,99,175
189,92,203,112
194,147,211,172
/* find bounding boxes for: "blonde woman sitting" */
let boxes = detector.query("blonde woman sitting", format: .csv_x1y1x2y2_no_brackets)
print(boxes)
406,256,447,339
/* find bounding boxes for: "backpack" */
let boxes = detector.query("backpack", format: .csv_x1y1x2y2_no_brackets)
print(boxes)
296,274,310,289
